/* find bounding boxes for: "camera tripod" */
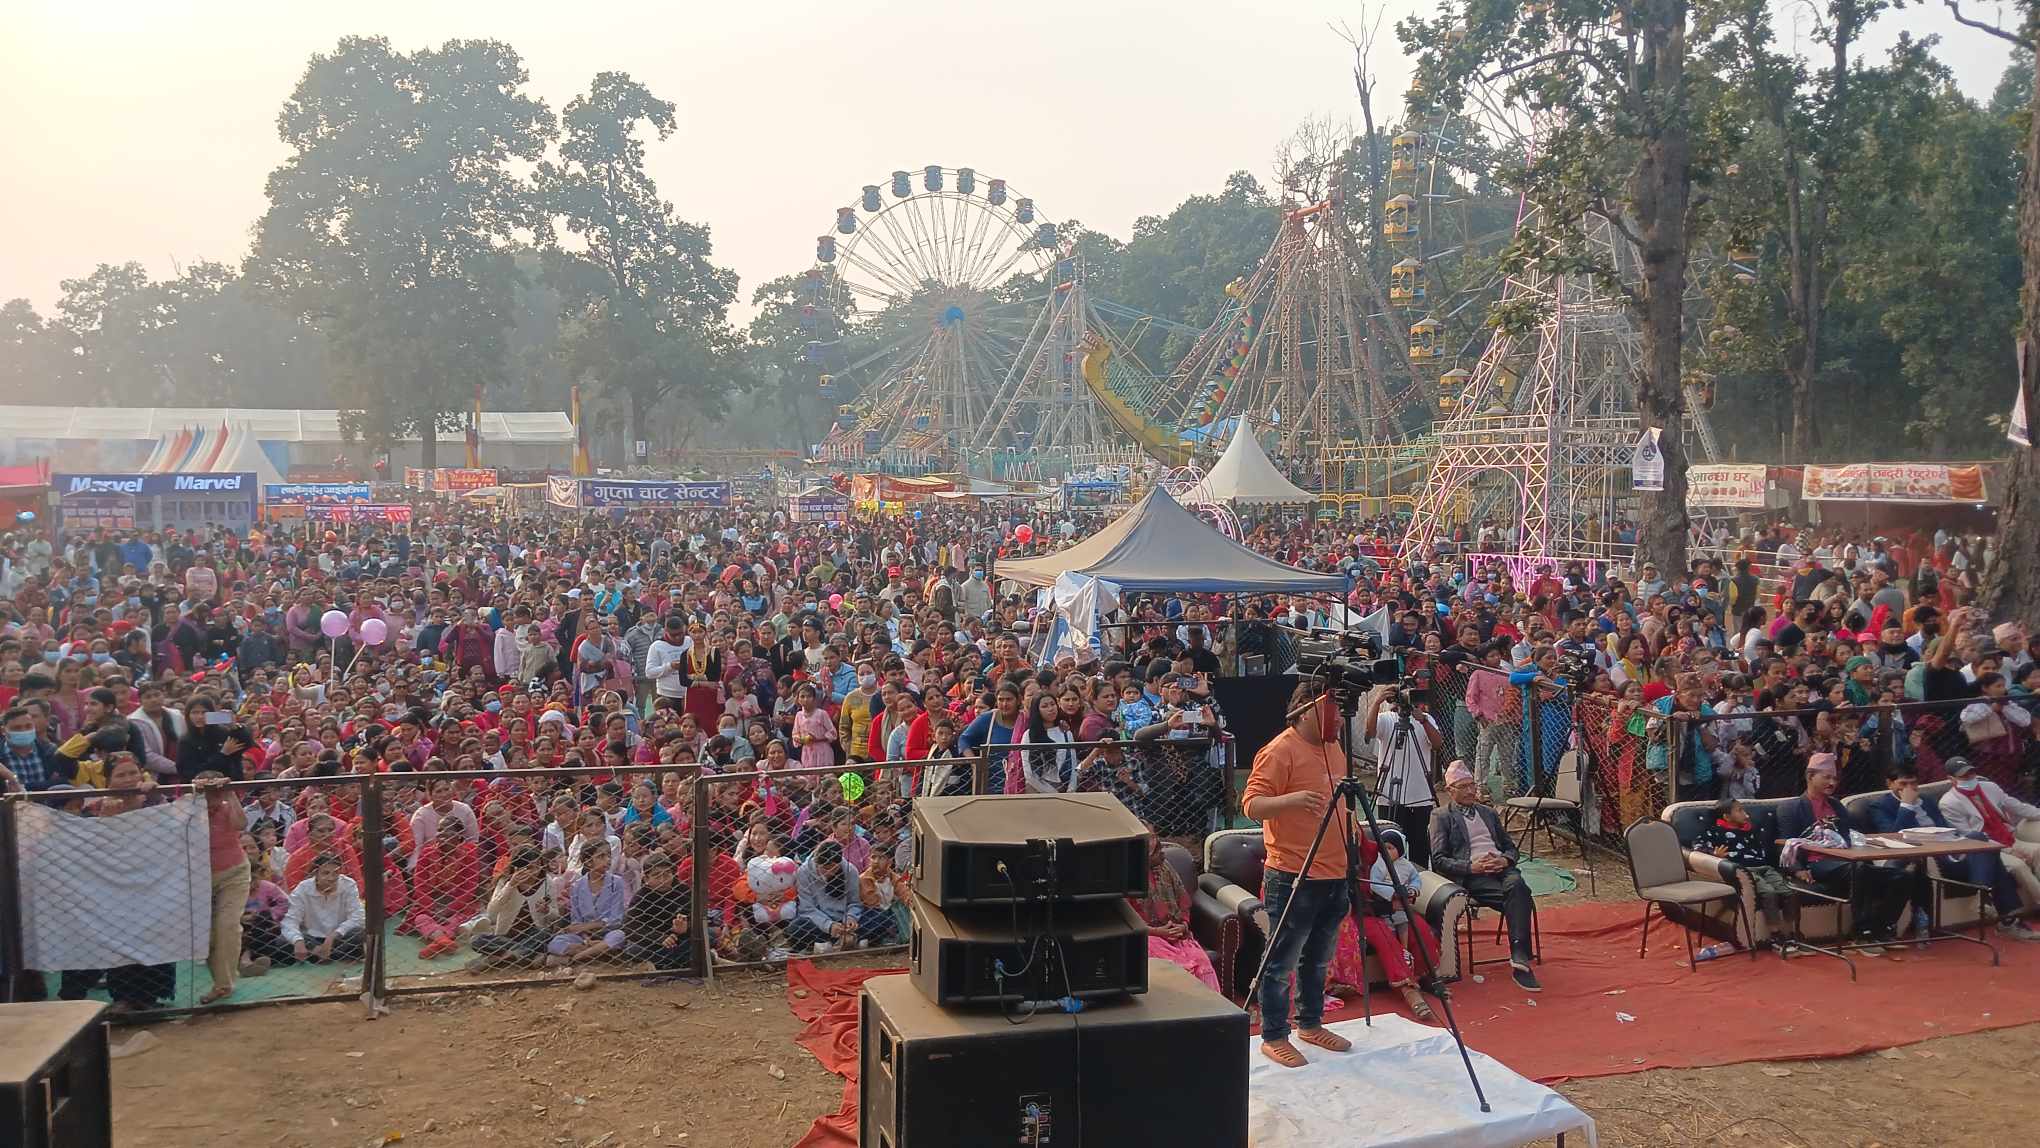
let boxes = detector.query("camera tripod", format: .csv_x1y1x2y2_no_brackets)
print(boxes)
1248,679,1490,1110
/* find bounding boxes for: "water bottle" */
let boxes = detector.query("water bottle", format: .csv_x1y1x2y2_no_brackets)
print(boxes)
1694,943,1736,963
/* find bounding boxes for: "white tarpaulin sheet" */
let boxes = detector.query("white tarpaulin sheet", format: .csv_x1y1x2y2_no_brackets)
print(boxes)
1032,572,1122,664
1249,1015,1597,1148
17,797,211,970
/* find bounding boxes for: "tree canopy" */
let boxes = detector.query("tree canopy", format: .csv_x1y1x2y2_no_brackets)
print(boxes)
0,23,2028,483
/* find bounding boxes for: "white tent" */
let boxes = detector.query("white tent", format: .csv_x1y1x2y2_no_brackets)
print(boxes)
1187,427,1315,506
211,427,285,487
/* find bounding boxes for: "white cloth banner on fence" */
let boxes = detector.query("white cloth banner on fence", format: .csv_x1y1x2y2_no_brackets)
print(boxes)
17,796,211,970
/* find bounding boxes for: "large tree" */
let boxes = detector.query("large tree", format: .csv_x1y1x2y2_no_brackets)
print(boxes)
55,262,164,404
43,261,333,408
0,299,81,404
249,37,553,467
1949,5,2040,621
1400,0,1743,577
1708,1,1892,461
536,72,741,461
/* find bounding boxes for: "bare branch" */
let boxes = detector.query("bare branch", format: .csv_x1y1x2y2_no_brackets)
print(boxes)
1595,198,1648,253
1942,0,2034,47
1484,47,1613,84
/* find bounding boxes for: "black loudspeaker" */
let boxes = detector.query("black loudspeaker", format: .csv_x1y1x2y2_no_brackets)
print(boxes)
909,892,1147,1005
860,962,1249,1148
0,1001,110,1148
910,793,1148,908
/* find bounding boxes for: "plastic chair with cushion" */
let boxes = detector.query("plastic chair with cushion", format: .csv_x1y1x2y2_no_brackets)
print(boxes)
1623,818,1753,970
1501,749,1596,895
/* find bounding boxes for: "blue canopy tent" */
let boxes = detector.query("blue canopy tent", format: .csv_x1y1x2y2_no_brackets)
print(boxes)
998,488,1345,594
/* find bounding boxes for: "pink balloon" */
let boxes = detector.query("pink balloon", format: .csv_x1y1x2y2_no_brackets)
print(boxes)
828,593,844,609
320,610,350,638
360,618,389,646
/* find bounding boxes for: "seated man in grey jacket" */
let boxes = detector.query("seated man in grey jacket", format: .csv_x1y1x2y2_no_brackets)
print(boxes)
1429,761,1541,991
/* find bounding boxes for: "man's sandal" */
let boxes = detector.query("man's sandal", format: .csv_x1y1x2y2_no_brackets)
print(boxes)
1260,1038,1309,1068
1296,1026,1352,1053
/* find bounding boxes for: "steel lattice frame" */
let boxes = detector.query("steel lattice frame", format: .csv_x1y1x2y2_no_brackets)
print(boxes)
1166,195,1378,469
1397,143,1650,570
1393,37,1725,573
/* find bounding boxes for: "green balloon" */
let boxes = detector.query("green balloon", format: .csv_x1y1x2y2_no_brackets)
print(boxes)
839,772,866,802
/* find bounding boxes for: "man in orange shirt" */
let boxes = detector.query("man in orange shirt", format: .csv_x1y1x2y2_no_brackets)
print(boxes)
1241,680,1356,1069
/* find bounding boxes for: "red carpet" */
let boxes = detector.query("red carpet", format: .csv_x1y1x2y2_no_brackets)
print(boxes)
786,901,2040,1146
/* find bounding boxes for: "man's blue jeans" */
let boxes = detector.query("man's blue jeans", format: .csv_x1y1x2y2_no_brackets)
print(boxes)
1256,869,1349,1043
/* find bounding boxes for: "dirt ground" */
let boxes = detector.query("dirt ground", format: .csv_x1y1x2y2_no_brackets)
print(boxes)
110,967,2040,1148
108,838,2040,1148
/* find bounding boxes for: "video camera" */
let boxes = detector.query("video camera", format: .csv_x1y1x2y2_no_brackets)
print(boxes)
1293,628,1406,704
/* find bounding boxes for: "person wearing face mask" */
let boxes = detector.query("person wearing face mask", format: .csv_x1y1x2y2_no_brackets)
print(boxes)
0,705,66,792
1937,756,2040,924
959,565,993,620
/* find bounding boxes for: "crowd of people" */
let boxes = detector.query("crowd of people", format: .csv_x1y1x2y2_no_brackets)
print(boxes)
0,500,1239,1006
0,497,2033,1018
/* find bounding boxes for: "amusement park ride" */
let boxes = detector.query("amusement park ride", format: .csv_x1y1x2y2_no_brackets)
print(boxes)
803,58,1721,574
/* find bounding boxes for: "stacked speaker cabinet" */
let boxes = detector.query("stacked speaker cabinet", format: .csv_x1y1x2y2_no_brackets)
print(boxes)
860,963,1249,1148
870,792,1249,1147
0,1001,111,1148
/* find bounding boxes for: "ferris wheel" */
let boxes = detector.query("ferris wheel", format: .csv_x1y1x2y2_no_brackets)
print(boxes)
807,167,1063,465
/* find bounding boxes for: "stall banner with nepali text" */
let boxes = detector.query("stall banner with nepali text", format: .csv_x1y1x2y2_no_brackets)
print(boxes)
404,467,499,492
1801,463,1986,504
1685,464,1768,508
265,482,373,504
545,476,732,509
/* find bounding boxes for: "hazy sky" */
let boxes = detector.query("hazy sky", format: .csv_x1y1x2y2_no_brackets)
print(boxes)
0,0,2021,316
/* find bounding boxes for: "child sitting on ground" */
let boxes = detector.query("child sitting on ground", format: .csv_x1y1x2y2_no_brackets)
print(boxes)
1689,797,1795,954
623,850,692,971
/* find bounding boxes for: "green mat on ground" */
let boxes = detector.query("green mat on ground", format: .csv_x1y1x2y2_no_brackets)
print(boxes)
1518,856,1577,897
37,922,457,1009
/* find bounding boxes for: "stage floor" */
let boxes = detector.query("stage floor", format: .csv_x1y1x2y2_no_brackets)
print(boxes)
1249,1014,1597,1148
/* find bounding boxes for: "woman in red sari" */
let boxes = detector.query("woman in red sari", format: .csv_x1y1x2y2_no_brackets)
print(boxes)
1326,829,1439,1021
1131,832,1221,993
682,621,726,733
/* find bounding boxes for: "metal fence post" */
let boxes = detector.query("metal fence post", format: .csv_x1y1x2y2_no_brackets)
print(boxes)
1526,684,1546,797
1878,703,1900,771
0,797,24,1004
359,776,386,1014
691,777,714,986
1665,713,1680,808
972,745,991,796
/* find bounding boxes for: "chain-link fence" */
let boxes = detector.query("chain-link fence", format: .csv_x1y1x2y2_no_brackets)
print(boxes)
3,738,1237,1017
3,775,380,1017
1661,695,2040,808
1411,656,1659,847
694,760,929,970
377,762,709,1001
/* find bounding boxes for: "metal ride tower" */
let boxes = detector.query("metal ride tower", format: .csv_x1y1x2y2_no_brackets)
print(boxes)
1393,98,1721,578
1316,92,1528,514
1164,189,1384,473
